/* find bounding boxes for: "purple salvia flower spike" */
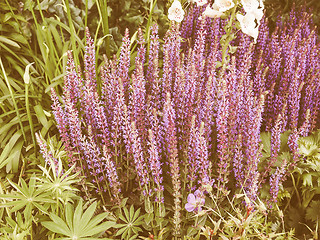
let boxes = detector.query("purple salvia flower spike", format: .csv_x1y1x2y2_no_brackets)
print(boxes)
130,121,150,195
269,160,287,204
36,132,59,174
147,24,160,101
163,92,181,236
118,28,131,93
216,78,230,185
102,145,121,204
197,121,212,186
187,115,199,190
147,129,164,202
51,88,71,155
84,27,97,91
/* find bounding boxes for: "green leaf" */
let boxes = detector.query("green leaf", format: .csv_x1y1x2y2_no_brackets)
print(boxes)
306,200,320,223
0,36,20,48
260,132,271,156
73,199,83,235
302,173,313,187
82,212,109,232
42,219,70,236
84,221,115,236
34,104,49,129
144,213,154,226
65,203,73,230
78,201,97,234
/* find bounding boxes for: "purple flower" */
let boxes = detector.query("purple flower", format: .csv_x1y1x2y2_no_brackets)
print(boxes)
185,190,205,212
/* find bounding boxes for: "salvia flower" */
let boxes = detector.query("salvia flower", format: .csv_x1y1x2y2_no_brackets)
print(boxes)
168,0,185,22
269,160,287,203
185,190,205,212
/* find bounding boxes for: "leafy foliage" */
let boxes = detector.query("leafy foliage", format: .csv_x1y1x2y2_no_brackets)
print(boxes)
114,205,145,240
42,199,115,239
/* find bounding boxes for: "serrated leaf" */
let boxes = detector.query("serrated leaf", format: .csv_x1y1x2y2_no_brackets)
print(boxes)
306,200,320,223
302,173,313,187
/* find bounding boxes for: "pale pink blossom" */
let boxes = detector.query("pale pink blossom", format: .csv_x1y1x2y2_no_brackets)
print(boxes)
193,0,208,7
241,0,259,13
202,4,223,18
236,12,259,43
168,0,185,22
185,190,205,212
252,7,264,21
215,0,235,12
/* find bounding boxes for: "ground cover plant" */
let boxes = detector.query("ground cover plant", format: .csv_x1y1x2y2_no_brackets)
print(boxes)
0,0,320,239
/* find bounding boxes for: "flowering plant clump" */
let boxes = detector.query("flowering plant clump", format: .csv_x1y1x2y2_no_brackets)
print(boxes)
46,1,320,238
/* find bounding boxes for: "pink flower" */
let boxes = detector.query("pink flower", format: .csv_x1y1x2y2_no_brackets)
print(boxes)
241,0,259,13
185,190,205,212
168,0,185,22
202,0,234,19
202,4,223,18
215,0,235,12
236,12,259,43
193,0,208,7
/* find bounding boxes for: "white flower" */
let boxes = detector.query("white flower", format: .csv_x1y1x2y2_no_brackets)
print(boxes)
240,0,259,13
215,0,235,12
168,0,185,22
252,7,264,22
193,0,208,7
236,12,259,43
202,4,224,18
259,0,264,9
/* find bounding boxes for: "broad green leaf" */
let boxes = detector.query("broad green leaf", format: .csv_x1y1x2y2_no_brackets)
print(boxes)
65,203,73,230
0,36,20,48
129,205,134,221
5,140,23,173
84,221,115,236
0,131,22,169
82,212,109,233
34,104,49,129
144,213,153,225
306,200,320,223
42,220,70,236
9,202,26,212
73,199,83,235
302,173,313,187
123,207,130,222
78,201,97,234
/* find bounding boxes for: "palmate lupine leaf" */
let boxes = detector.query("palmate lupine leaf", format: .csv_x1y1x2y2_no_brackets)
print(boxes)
0,174,54,214
114,205,144,239
42,199,115,239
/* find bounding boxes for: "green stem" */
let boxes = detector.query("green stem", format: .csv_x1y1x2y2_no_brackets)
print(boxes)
64,0,79,65
97,0,110,58
25,83,36,156
145,0,157,52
